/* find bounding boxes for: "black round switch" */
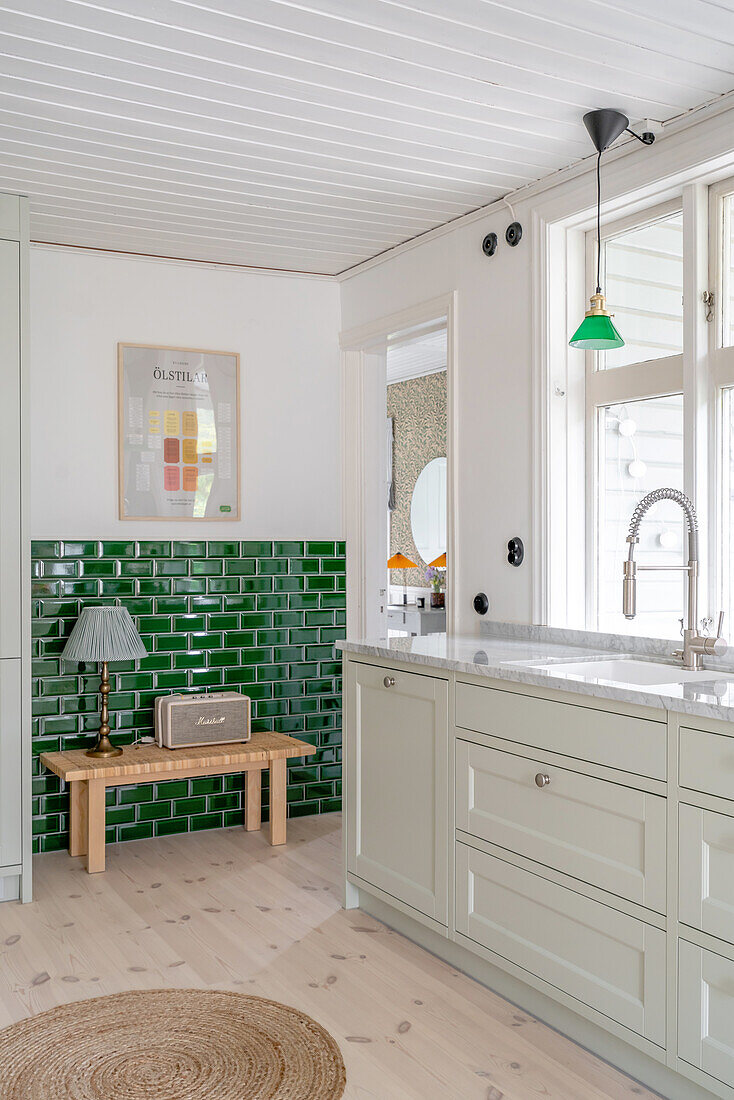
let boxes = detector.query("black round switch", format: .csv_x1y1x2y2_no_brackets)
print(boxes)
473,592,489,615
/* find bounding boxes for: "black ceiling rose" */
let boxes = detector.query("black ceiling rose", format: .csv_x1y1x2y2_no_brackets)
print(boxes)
482,232,498,257
505,221,522,246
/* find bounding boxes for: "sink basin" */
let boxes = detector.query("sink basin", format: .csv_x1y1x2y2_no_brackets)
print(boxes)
523,658,728,687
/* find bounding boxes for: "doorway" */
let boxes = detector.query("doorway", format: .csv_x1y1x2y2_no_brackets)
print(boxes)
340,294,456,641
386,325,447,637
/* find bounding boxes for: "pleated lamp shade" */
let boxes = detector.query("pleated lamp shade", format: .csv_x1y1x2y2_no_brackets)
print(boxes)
62,606,147,663
428,552,446,568
387,552,417,570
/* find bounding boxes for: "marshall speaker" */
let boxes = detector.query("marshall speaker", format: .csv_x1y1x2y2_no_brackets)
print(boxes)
155,691,251,749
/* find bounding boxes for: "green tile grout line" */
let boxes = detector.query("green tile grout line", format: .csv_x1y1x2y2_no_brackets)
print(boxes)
31,540,346,853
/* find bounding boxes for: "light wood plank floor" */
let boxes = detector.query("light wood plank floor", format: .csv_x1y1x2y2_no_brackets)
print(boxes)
0,815,658,1099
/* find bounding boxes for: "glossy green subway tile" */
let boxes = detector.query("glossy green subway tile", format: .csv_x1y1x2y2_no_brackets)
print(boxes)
273,646,304,663
305,576,335,592
206,578,240,595
154,634,189,653
288,558,320,575
138,541,171,558
119,786,154,805
138,801,172,821
173,651,207,670
120,560,154,577
100,580,135,597
155,818,189,837
241,577,273,594
190,670,224,688
287,594,319,610
156,559,188,576
190,632,223,650
152,597,188,615
190,596,223,612
172,614,205,631
118,822,154,842
241,541,272,557
224,559,257,575
306,542,335,556
172,541,207,557
258,558,288,575
191,559,223,576
273,577,303,593
274,541,303,556
190,812,223,832
60,581,96,597
138,579,172,596
207,541,239,557
191,776,223,795
34,541,61,559
174,797,206,816
173,578,206,595
222,595,256,612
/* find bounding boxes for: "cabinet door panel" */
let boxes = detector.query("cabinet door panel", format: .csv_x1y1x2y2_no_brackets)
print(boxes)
0,658,22,869
456,740,666,912
679,803,734,944
346,661,448,924
0,239,21,659
679,940,734,1087
456,843,666,1046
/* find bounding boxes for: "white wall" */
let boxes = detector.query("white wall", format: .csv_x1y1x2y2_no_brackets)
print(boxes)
340,210,534,633
30,246,342,539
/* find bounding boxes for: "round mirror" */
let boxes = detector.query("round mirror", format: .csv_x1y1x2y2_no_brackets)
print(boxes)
410,457,447,564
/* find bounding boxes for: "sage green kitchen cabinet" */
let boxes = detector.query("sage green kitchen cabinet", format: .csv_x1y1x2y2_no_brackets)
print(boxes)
0,193,30,903
345,659,449,926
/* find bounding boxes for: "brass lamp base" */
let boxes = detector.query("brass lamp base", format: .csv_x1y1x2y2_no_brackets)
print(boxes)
85,660,123,758
85,734,123,759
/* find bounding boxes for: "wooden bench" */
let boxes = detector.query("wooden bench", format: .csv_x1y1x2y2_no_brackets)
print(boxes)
40,731,315,873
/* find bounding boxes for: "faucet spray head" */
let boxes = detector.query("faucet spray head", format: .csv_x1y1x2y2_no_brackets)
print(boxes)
623,560,637,619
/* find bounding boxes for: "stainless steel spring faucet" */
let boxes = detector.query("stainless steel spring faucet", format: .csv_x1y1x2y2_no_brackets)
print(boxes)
623,488,727,669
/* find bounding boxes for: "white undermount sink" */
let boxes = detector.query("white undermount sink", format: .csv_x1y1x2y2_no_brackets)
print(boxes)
523,658,729,686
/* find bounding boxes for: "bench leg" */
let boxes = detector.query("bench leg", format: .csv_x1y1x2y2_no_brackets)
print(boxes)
245,768,261,831
269,758,287,846
69,780,88,858
86,778,106,873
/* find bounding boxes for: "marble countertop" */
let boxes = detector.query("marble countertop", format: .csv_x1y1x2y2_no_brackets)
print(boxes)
336,628,734,724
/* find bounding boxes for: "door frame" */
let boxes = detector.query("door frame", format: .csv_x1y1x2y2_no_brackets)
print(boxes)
340,292,458,638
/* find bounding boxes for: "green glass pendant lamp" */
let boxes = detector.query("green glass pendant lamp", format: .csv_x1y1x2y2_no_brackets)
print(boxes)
569,109,654,351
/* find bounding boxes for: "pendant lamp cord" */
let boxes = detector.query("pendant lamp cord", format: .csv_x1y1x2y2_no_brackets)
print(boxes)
596,150,602,295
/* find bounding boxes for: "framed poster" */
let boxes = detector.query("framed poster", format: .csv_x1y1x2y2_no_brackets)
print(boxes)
118,343,240,521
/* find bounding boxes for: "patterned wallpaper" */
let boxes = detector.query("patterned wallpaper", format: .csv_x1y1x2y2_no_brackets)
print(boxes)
387,371,446,587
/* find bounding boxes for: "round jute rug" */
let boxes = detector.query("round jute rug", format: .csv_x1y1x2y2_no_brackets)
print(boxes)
0,988,347,1100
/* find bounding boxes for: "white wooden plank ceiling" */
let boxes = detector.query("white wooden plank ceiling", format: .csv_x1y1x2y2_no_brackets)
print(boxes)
1,0,733,275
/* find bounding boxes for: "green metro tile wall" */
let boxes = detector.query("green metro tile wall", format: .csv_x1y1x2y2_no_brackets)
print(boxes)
31,540,346,853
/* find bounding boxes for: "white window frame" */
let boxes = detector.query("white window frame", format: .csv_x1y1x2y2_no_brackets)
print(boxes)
708,177,734,630
584,199,685,632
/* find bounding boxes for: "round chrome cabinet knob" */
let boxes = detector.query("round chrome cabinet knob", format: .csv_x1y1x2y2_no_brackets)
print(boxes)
383,676,395,688
534,772,551,788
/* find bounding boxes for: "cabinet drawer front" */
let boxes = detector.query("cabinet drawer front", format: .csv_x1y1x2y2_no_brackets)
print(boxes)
679,940,734,1087
347,661,449,925
679,727,734,803
456,740,666,912
455,682,665,780
679,804,734,944
456,843,666,1046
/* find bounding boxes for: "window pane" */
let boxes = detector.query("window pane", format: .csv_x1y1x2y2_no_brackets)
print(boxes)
596,395,684,638
599,212,683,370
723,195,734,347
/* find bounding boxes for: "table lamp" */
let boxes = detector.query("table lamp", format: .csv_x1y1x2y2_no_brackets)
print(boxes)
387,552,417,605
428,553,446,568
62,606,147,758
